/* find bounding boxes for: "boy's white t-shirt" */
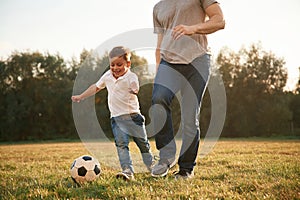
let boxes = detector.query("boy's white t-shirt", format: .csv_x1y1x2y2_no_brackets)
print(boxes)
95,69,140,118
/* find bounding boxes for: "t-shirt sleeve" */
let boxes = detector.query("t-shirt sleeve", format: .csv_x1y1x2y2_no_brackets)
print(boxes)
200,0,218,10
153,4,164,34
95,71,108,89
129,74,139,94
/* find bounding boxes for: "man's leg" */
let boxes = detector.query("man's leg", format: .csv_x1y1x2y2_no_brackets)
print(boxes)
177,54,210,176
151,60,181,176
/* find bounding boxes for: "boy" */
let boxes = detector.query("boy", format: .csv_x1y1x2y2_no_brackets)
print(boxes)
71,46,153,181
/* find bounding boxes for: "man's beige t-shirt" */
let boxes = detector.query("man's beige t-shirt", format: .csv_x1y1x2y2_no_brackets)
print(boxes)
153,0,217,64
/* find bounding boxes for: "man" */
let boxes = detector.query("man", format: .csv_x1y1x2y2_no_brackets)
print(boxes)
151,0,225,179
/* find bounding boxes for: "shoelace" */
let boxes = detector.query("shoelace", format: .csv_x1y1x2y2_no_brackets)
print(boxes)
153,155,160,161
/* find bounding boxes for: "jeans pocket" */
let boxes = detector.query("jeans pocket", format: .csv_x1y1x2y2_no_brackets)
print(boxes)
130,113,145,125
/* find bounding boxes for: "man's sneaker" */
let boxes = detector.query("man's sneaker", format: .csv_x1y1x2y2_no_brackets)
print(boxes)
169,158,177,169
174,169,194,180
151,162,169,177
151,158,176,177
116,168,134,181
146,161,156,173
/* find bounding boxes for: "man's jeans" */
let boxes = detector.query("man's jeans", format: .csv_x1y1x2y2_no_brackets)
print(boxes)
152,54,210,171
111,113,153,173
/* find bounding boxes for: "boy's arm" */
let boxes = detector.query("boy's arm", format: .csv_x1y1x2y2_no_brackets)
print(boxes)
129,82,139,95
129,75,139,95
71,84,101,103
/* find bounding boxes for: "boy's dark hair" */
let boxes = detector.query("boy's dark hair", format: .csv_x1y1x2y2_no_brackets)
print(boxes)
109,46,131,62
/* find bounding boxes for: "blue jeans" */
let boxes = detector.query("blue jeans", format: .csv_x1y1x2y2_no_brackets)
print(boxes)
111,113,153,173
152,54,210,172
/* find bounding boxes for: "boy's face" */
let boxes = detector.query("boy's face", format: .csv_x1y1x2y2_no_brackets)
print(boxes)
109,56,130,79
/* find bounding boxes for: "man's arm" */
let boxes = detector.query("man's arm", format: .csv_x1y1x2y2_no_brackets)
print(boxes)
155,33,164,71
172,3,225,40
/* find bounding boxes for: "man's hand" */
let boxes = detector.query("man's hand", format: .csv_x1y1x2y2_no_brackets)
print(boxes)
172,25,196,40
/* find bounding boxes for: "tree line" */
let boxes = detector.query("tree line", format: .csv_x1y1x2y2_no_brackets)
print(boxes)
0,44,299,142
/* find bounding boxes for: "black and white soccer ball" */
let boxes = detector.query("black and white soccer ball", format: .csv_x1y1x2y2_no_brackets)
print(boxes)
70,155,101,184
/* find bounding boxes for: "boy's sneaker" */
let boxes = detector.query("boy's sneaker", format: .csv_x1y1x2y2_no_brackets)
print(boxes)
151,158,176,177
174,169,194,180
116,168,134,181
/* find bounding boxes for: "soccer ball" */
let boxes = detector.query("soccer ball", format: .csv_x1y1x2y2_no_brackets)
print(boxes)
70,155,101,184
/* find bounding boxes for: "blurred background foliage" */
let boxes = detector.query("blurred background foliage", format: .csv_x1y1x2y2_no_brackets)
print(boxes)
0,43,299,142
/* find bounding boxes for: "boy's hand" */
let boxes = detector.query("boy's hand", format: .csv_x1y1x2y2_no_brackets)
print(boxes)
71,95,82,103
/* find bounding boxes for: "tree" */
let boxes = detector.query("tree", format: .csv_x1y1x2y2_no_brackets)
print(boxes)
0,51,77,141
289,67,300,133
216,43,291,136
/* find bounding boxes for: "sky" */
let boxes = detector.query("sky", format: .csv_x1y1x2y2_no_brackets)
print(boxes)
0,0,299,90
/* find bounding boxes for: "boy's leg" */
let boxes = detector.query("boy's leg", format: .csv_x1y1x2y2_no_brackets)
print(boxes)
130,113,153,168
132,136,153,169
111,117,134,173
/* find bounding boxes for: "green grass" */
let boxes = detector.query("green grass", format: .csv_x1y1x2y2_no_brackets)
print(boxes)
0,139,299,199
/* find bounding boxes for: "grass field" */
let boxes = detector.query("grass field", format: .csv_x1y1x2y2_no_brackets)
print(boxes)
0,138,299,199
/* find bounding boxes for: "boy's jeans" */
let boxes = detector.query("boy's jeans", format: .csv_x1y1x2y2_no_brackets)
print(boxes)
152,54,210,172
111,113,152,173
